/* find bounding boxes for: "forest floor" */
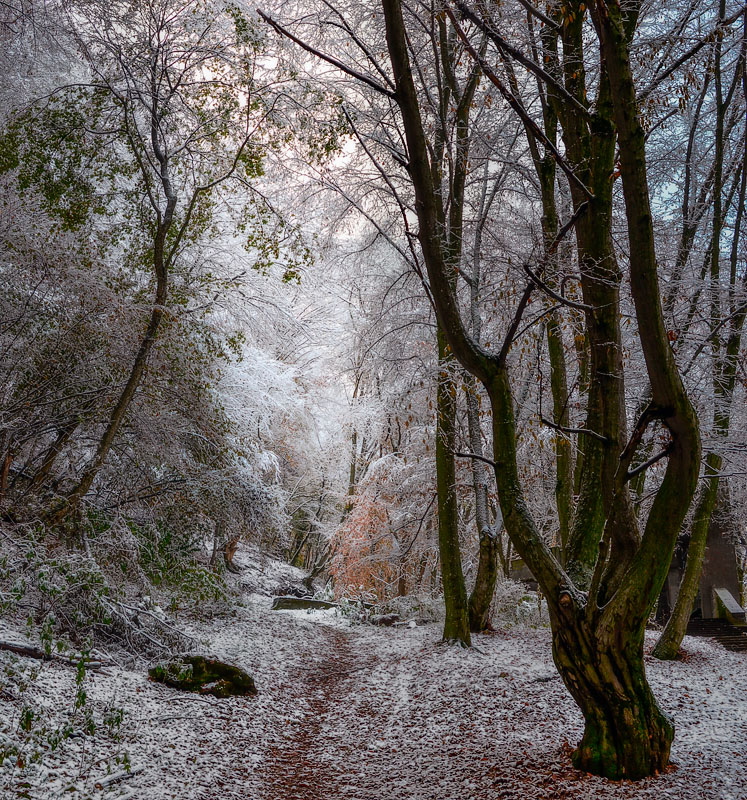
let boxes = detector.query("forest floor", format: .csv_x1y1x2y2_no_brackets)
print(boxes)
1,551,746,800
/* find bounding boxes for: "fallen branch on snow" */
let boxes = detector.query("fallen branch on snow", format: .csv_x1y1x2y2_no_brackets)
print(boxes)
94,766,144,789
0,639,109,669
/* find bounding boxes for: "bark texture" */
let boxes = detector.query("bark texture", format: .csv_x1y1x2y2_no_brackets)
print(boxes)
464,375,500,632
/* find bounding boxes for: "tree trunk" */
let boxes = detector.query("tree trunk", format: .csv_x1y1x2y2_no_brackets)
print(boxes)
288,523,312,568
50,282,168,522
653,457,719,659
546,314,573,557
464,374,499,632
223,536,241,573
436,325,470,645
302,545,329,593
553,615,673,779
468,530,499,631
25,419,80,498
47,111,178,525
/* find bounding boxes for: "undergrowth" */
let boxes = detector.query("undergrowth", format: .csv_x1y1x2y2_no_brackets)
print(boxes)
0,649,129,799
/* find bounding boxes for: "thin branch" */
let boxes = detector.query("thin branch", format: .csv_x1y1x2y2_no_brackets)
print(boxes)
496,201,589,362
257,10,397,99
540,416,609,443
683,298,747,377
515,303,561,340
523,262,593,311
617,402,659,482
514,0,561,31
547,201,589,257
453,1,590,118
637,7,747,103
625,444,673,481
453,450,497,468
498,282,535,365
446,8,593,201
319,0,397,91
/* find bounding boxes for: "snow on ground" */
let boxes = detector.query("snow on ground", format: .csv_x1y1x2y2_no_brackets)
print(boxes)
1,556,746,800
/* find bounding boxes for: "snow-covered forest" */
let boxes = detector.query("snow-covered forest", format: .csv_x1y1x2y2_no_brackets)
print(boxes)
0,0,746,797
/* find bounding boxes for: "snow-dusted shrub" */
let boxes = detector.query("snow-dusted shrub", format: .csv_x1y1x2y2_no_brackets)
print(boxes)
374,594,445,624
0,527,111,649
334,596,371,624
32,554,111,645
490,578,549,629
127,520,229,612
329,454,439,603
75,511,233,617
0,525,195,657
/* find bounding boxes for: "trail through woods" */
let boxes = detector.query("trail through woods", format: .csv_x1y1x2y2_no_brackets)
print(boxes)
2,553,747,800
260,625,370,799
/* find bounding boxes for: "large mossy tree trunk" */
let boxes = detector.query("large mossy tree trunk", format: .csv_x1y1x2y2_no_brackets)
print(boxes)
485,363,683,779
553,615,672,778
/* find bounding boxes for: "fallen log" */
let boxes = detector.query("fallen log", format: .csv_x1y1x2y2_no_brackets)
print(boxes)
369,614,400,626
271,596,338,611
94,766,144,790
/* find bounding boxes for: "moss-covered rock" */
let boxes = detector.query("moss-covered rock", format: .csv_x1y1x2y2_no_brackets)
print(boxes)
149,656,257,697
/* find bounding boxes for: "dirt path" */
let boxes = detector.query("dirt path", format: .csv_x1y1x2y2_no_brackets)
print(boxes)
259,624,376,800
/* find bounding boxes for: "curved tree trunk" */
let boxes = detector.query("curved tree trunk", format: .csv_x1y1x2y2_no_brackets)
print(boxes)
553,615,673,778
